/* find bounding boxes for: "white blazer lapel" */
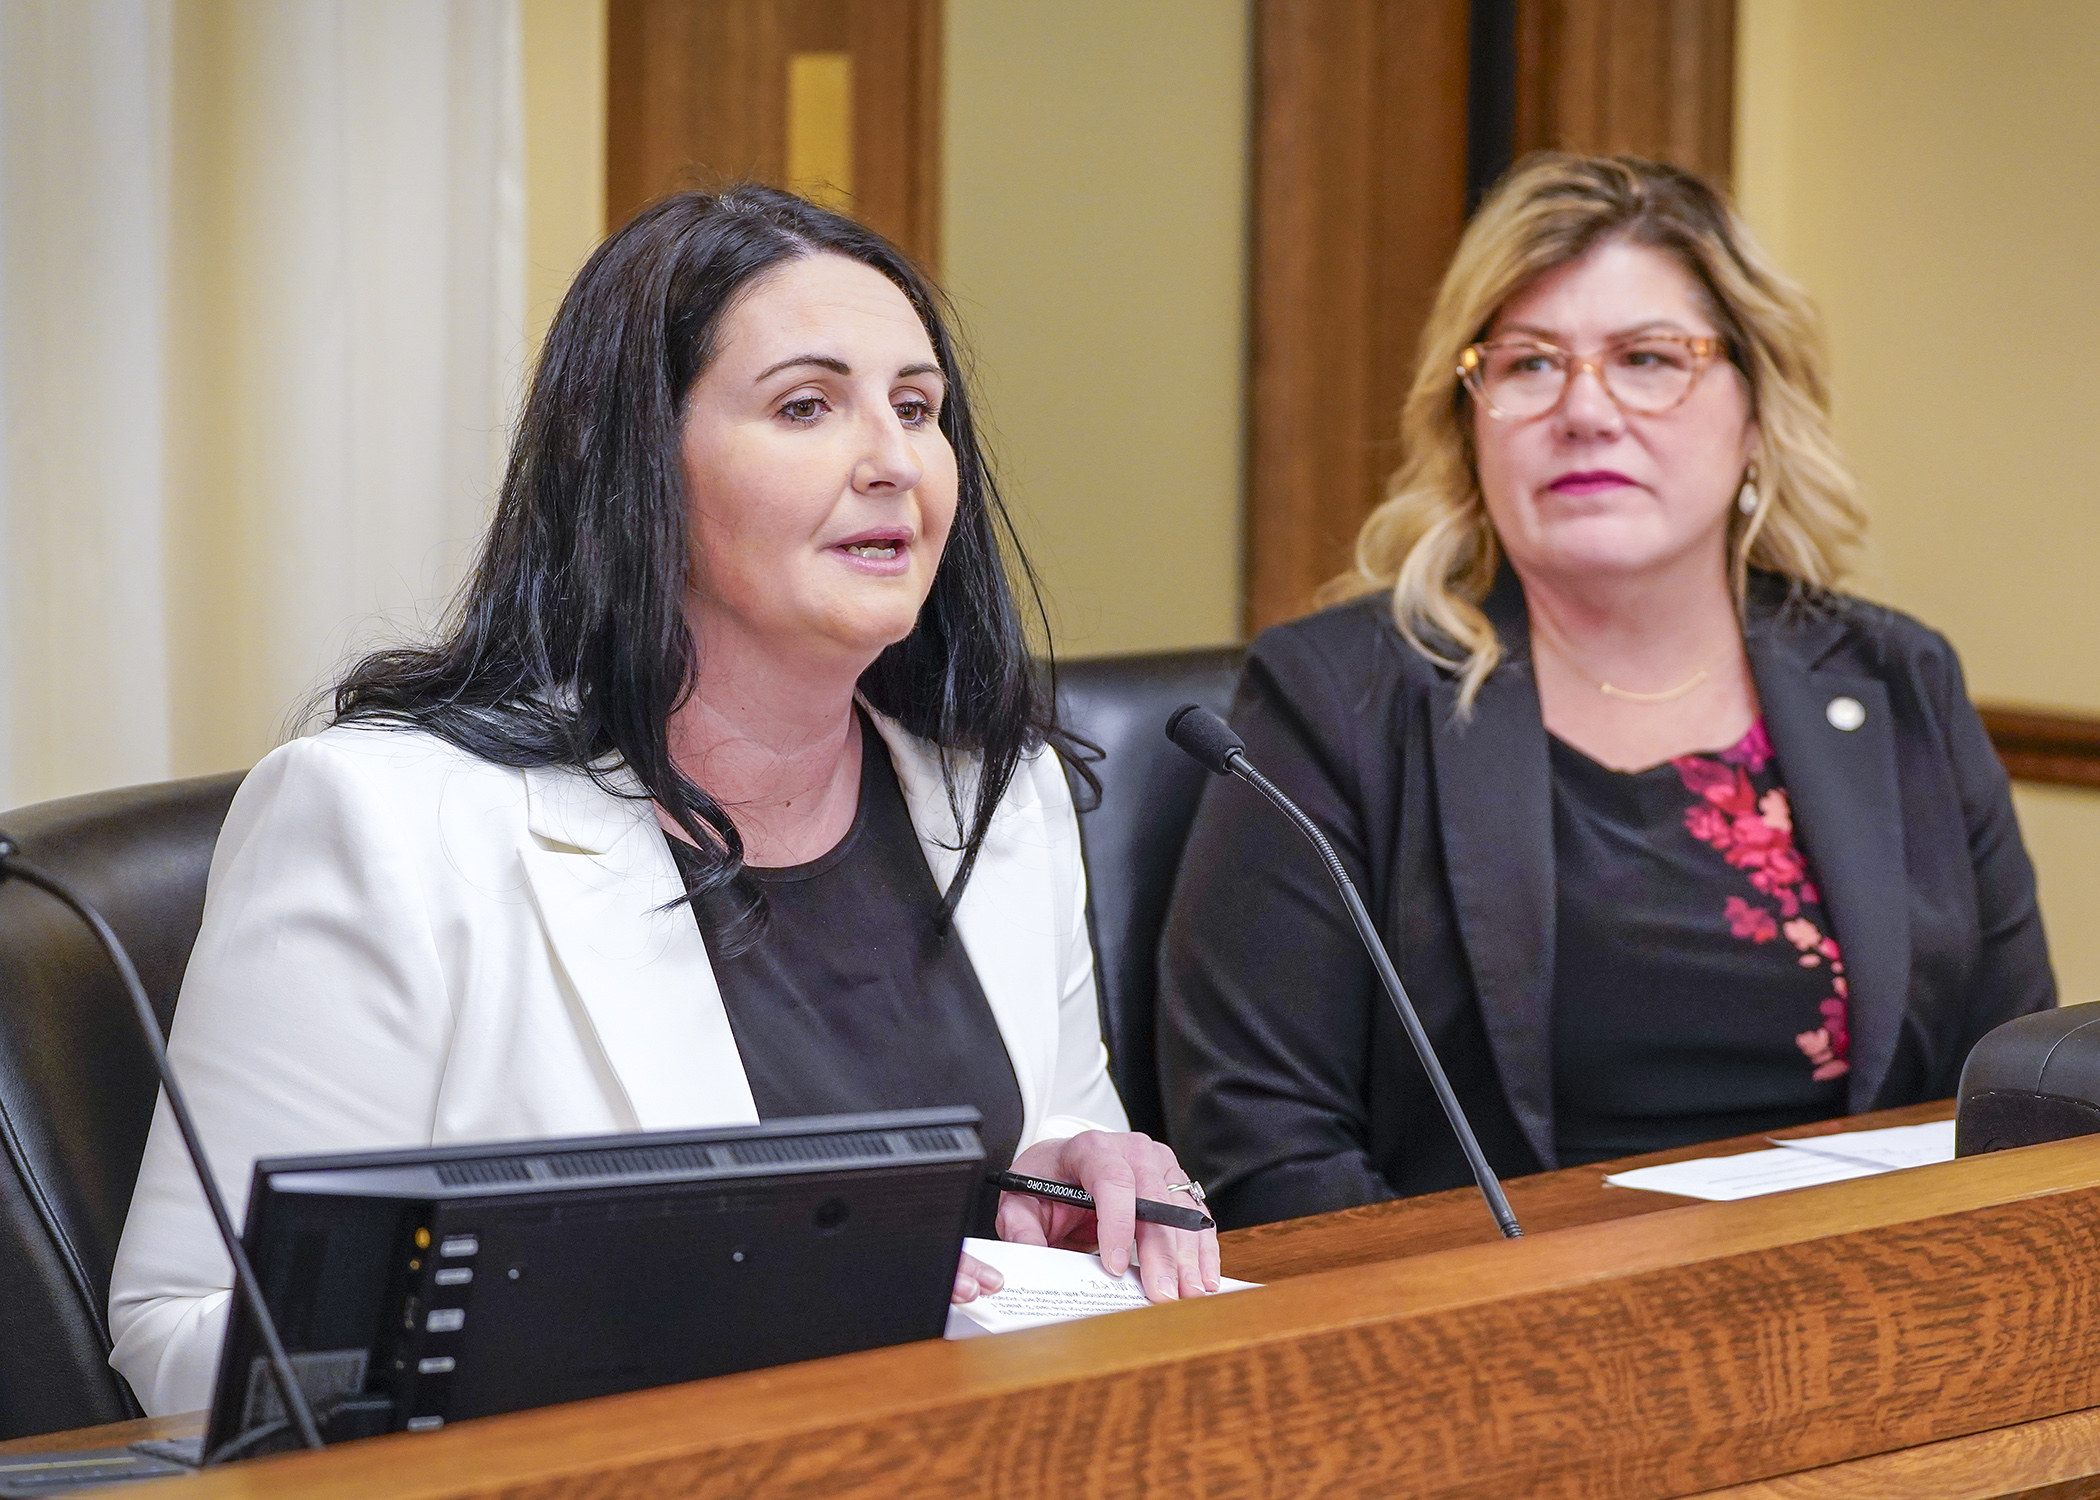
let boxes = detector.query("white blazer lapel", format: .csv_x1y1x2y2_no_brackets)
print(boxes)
516,764,758,1132
868,709,1059,1145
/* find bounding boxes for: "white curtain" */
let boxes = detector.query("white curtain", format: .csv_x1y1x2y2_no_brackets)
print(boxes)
0,0,526,809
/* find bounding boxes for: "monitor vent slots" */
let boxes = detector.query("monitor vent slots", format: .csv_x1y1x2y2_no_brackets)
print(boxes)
430,1126,977,1190
434,1159,533,1188
544,1144,717,1180
899,1126,972,1154
719,1132,896,1167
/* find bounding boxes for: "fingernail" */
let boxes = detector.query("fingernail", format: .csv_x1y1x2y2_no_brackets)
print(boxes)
980,1267,1004,1292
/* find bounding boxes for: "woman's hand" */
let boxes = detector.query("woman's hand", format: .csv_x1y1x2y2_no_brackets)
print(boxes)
951,1249,1004,1304
996,1132,1222,1302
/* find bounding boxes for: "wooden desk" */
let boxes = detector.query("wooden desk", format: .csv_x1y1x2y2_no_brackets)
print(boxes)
11,1103,2100,1498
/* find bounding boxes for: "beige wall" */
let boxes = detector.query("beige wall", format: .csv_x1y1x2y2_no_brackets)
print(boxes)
522,0,607,358
942,0,1249,657
1736,0,2100,1000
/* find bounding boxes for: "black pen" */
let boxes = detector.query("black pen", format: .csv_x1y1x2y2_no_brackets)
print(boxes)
986,1170,1214,1232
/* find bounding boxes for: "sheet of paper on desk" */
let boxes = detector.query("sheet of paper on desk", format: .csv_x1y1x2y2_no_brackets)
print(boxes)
1769,1118,1957,1170
1603,1119,1958,1202
943,1237,1260,1338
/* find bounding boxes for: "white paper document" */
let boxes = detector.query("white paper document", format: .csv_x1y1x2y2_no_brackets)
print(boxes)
1602,1119,1958,1202
943,1237,1260,1339
1768,1118,1957,1171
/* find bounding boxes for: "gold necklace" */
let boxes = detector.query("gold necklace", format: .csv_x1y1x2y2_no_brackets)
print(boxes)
1598,663,1713,704
1535,628,1721,705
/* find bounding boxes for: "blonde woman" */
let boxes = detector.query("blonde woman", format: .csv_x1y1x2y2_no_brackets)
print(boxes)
1157,155,2051,1228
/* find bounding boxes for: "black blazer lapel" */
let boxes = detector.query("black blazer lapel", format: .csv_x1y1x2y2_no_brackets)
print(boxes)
1429,578,1558,1168
1747,610,1910,1113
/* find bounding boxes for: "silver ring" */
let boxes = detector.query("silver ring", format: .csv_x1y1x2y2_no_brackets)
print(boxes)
1164,1178,1207,1206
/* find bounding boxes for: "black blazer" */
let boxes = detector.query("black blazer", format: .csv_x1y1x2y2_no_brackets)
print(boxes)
1157,572,2054,1229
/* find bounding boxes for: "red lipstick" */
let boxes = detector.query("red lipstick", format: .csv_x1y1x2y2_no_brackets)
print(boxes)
1547,470,1637,496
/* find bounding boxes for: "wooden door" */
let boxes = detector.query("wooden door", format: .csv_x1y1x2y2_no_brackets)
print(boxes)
605,0,942,267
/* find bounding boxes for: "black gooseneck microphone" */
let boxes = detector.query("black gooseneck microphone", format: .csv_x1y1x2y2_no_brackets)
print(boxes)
1164,706,1523,1240
0,832,326,1453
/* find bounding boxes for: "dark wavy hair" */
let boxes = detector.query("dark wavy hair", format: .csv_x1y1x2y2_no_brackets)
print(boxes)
332,184,1074,949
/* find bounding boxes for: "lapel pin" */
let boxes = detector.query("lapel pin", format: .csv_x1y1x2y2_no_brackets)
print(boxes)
1826,696,1866,732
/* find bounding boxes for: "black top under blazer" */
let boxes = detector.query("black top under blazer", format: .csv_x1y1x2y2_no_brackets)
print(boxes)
1157,571,2055,1229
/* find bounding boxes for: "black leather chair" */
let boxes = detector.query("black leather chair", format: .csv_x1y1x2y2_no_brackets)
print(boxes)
1057,647,1243,1144
0,772,245,1438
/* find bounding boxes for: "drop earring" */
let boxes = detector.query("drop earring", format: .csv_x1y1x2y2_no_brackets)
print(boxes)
1737,465,1760,516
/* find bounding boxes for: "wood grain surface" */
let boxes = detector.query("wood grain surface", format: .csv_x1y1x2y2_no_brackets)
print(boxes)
1244,0,1471,635
31,1121,2098,1500
1219,1099,1955,1283
1979,703,2100,790
1513,0,1735,185
1683,1404,2100,1499
604,0,941,264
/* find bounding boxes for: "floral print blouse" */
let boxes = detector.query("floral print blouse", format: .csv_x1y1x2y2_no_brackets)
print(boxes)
1547,719,1851,1166
1672,720,1851,1083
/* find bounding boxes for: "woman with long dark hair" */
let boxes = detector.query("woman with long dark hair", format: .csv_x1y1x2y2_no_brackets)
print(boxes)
110,186,1217,1415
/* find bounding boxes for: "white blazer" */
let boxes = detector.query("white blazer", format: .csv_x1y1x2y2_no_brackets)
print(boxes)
108,711,1126,1416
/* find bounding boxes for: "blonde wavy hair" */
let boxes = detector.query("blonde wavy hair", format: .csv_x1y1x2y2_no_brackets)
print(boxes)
1330,153,1866,711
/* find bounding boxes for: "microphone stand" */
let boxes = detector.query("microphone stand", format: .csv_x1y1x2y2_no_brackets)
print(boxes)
1164,705,1522,1240
1221,759,1523,1238
0,834,326,1453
